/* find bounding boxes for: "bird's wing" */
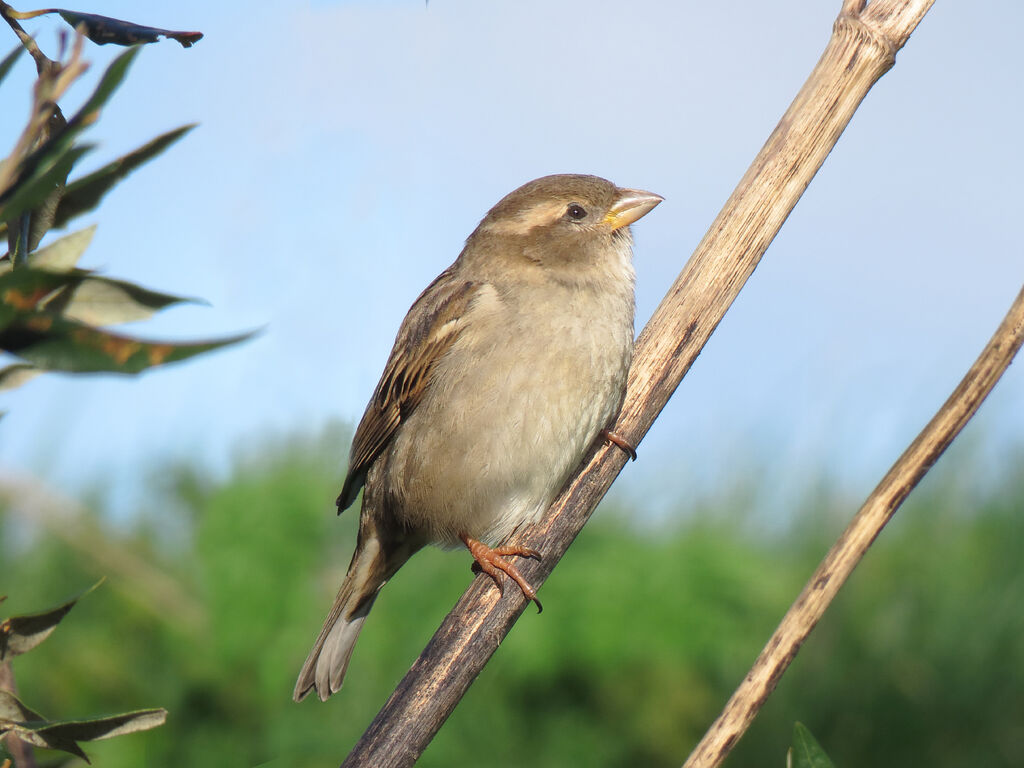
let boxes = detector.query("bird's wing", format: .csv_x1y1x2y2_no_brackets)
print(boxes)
337,270,481,511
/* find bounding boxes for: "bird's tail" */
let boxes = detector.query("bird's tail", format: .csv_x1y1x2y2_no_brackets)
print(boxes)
293,525,416,702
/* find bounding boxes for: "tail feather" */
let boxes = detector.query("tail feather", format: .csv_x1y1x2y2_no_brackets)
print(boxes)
293,527,416,702
318,596,376,696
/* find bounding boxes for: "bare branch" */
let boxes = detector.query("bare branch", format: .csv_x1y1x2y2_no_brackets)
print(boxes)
683,283,1024,768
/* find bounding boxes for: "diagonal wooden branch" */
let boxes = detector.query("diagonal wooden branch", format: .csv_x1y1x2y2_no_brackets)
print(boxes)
341,1,937,766
682,287,1024,768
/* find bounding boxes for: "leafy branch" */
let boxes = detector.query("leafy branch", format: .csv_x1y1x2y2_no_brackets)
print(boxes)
0,587,167,764
0,4,252,393
1,4,221,763
3,6,201,47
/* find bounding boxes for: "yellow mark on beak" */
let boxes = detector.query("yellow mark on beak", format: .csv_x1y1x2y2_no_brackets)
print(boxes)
603,189,664,231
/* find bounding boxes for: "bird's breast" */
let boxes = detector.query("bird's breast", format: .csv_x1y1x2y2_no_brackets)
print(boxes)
381,278,634,546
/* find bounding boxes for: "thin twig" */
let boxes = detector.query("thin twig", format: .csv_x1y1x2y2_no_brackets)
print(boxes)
340,2,939,766
0,0,54,73
683,283,1024,768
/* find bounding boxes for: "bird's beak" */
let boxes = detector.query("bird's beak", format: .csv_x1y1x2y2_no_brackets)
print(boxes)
603,189,664,231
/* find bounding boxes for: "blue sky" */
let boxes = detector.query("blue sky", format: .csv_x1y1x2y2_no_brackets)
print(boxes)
1,0,1021,519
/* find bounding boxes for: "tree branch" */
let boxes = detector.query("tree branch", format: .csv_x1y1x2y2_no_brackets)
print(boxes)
341,2,938,765
683,282,1024,768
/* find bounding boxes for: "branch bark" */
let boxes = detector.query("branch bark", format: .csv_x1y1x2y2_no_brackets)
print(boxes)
342,1,938,765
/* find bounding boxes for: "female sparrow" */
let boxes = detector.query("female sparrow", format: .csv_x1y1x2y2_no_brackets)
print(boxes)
294,174,662,702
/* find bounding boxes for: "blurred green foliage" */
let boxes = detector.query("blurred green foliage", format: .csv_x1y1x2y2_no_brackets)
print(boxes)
2,426,1022,767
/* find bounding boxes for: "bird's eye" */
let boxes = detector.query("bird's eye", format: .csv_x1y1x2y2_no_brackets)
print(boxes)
566,203,587,221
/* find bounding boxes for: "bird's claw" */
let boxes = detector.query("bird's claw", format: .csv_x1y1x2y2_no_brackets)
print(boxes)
599,428,637,461
462,535,544,613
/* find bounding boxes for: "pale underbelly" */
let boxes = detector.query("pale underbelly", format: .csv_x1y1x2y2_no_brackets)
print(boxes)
380,333,629,546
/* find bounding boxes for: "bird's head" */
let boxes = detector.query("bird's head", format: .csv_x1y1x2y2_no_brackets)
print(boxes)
462,174,662,284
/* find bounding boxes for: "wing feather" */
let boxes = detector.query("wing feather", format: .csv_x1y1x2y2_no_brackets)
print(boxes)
336,270,481,510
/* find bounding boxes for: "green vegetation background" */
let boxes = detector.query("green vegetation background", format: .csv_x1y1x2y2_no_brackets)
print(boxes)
3,425,1022,767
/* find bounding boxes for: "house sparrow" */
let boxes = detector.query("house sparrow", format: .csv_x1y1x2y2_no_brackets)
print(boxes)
294,174,662,702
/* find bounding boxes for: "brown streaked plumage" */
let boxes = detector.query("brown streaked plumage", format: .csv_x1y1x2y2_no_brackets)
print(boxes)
294,174,662,702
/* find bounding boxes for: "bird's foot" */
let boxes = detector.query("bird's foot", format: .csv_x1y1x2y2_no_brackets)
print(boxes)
600,428,637,461
462,534,543,613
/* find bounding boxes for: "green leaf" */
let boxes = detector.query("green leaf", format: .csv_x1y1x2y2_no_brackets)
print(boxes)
0,313,257,374
0,691,166,762
0,266,90,325
0,689,44,722
0,232,197,325
9,5,203,48
0,125,195,243
788,723,836,768
0,362,38,391
72,46,140,126
53,125,195,230
0,226,96,275
33,226,94,270
7,211,29,267
0,49,137,222
6,105,70,261
58,11,202,48
0,583,100,660
44,275,199,326
0,45,23,88
0,144,92,226
45,707,168,742
56,11,203,48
